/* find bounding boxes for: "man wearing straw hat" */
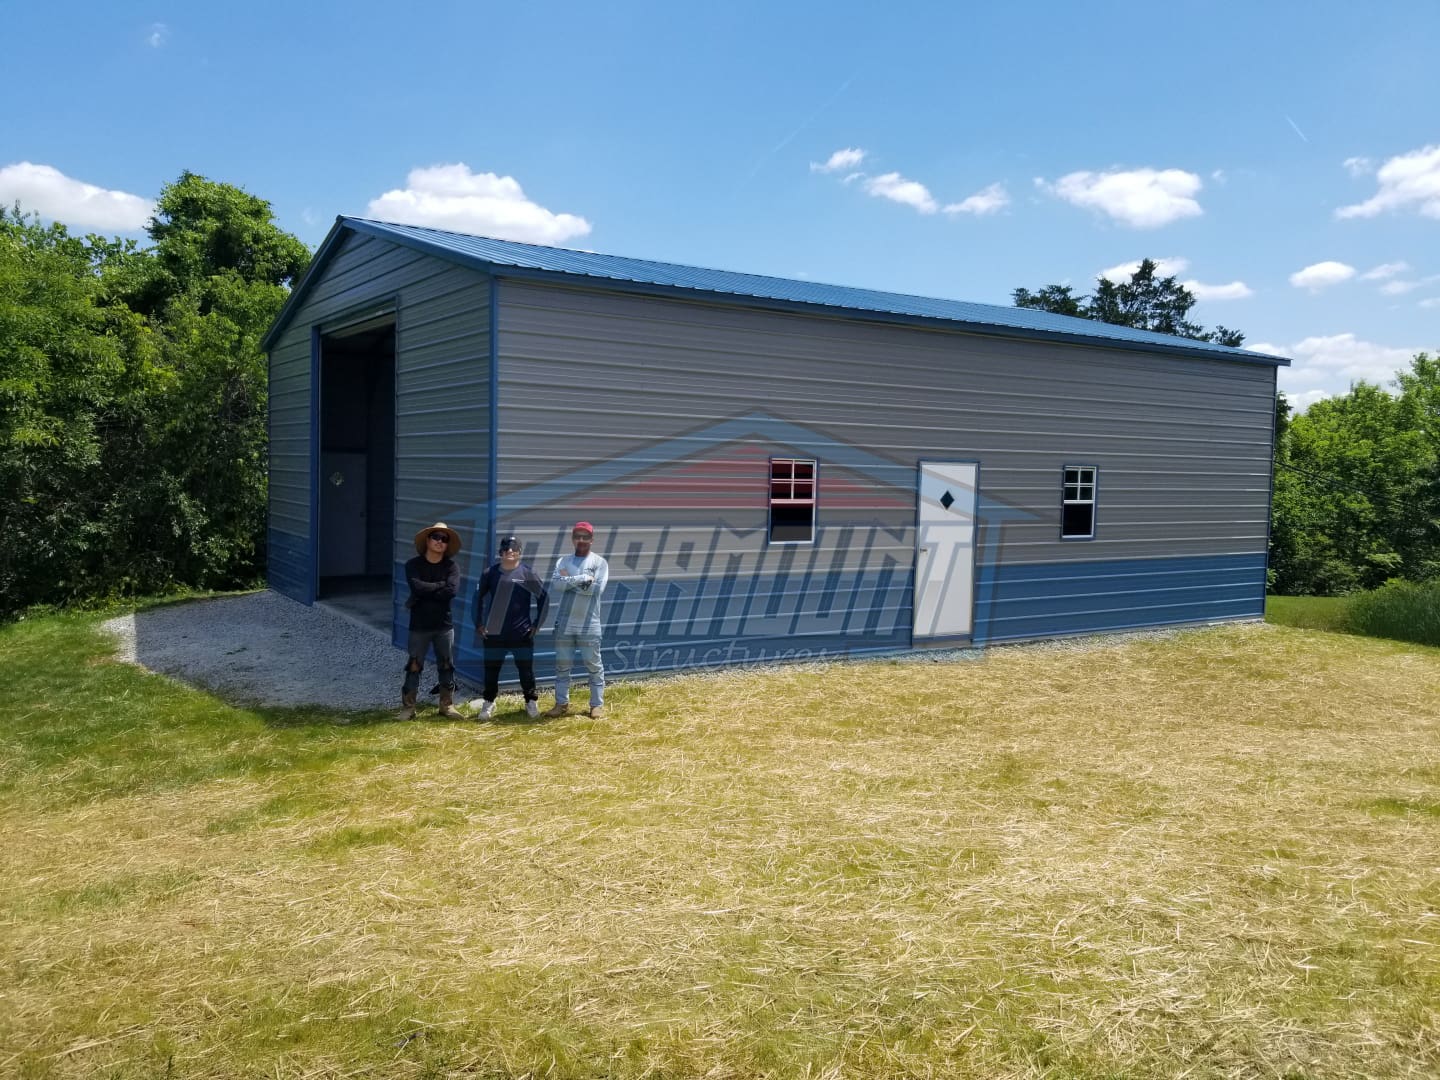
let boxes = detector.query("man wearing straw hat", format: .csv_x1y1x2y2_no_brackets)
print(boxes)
401,521,463,719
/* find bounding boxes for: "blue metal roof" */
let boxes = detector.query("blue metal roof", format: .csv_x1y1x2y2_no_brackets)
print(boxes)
264,216,1289,366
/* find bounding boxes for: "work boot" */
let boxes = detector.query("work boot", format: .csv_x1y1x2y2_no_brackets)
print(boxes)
542,702,571,718
437,687,461,719
588,705,606,720
399,688,418,721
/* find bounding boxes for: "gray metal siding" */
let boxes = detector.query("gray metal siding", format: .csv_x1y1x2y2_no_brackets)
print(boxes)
496,279,1273,551
265,232,491,606
491,279,1272,661
392,267,491,576
266,322,314,602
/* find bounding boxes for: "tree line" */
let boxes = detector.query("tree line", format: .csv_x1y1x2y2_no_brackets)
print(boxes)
0,173,309,618
3,197,1435,619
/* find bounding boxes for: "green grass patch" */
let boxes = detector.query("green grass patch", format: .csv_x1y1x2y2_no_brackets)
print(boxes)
1347,579,1440,647
0,613,422,809
1361,796,1440,818
1265,593,1353,631
3,869,202,920
1268,584,1440,649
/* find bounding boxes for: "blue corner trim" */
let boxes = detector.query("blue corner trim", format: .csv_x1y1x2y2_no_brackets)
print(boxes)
487,276,499,560
307,325,320,604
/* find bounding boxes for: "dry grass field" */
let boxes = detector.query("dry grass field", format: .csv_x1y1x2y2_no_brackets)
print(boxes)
1,610,1438,1078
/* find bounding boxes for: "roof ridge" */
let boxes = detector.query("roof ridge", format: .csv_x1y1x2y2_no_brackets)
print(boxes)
261,216,1289,368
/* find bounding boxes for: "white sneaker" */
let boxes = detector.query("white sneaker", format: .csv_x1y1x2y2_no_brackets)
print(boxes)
478,699,496,720
525,699,540,719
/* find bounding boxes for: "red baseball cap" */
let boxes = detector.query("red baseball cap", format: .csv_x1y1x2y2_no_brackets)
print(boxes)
572,521,595,536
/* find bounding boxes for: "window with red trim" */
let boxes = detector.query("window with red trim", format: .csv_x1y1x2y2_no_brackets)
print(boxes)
769,458,816,543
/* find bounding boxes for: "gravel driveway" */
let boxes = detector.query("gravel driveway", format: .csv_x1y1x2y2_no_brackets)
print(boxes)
101,589,1205,714
102,590,473,711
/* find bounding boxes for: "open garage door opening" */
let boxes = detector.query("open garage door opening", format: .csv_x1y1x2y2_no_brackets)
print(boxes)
316,315,395,630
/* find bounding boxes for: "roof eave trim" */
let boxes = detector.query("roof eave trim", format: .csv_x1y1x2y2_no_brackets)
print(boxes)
261,217,353,351
277,217,1291,368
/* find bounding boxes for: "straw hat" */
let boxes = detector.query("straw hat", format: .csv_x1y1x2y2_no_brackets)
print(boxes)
413,522,463,557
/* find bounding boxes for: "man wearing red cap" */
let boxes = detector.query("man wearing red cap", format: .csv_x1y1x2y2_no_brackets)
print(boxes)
544,521,609,718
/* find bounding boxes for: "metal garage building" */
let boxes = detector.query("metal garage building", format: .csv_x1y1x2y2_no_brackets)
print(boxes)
262,217,1288,682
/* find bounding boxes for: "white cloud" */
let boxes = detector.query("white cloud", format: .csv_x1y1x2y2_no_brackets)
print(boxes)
942,182,1009,216
1418,296,1440,309
1360,261,1410,281
1211,169,1228,184
1272,333,1419,407
0,162,153,231
1097,256,1190,282
1093,258,1248,300
863,171,938,214
1183,279,1253,301
1285,388,1334,413
1288,260,1356,291
1342,156,1373,177
1245,342,1287,358
811,147,866,174
1379,273,1440,296
1037,167,1203,228
1259,332,1420,411
1336,143,1440,219
147,22,169,48
365,163,591,245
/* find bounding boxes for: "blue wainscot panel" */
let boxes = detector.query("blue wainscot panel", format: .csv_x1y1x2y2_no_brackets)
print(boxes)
445,565,915,686
974,552,1267,644
267,527,313,603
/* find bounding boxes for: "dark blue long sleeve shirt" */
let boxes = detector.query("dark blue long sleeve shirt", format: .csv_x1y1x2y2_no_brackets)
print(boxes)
475,562,549,641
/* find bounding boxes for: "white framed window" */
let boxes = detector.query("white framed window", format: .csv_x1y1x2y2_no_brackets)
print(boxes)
769,458,816,543
1061,465,1097,539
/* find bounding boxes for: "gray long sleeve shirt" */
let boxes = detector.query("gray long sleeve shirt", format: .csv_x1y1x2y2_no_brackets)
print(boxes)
550,552,609,635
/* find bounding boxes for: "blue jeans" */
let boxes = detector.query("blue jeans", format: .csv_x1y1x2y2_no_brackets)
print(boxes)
553,632,603,707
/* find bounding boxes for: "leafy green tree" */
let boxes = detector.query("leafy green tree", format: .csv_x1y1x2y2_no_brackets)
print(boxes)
0,208,162,611
1012,283,1085,317
0,173,310,618
1013,258,1245,346
120,173,311,592
116,170,310,318
1270,355,1440,594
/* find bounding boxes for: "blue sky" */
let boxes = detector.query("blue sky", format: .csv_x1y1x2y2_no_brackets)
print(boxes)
3,1,1436,409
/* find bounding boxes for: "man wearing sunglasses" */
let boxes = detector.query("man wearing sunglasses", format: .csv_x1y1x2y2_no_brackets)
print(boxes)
401,521,463,719
471,534,548,719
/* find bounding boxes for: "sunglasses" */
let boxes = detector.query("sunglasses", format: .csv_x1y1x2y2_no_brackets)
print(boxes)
428,533,449,543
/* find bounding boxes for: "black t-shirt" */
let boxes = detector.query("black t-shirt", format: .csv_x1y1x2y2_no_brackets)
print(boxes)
404,555,459,631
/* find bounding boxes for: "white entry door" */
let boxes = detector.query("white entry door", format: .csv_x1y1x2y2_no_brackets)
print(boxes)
913,461,978,640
